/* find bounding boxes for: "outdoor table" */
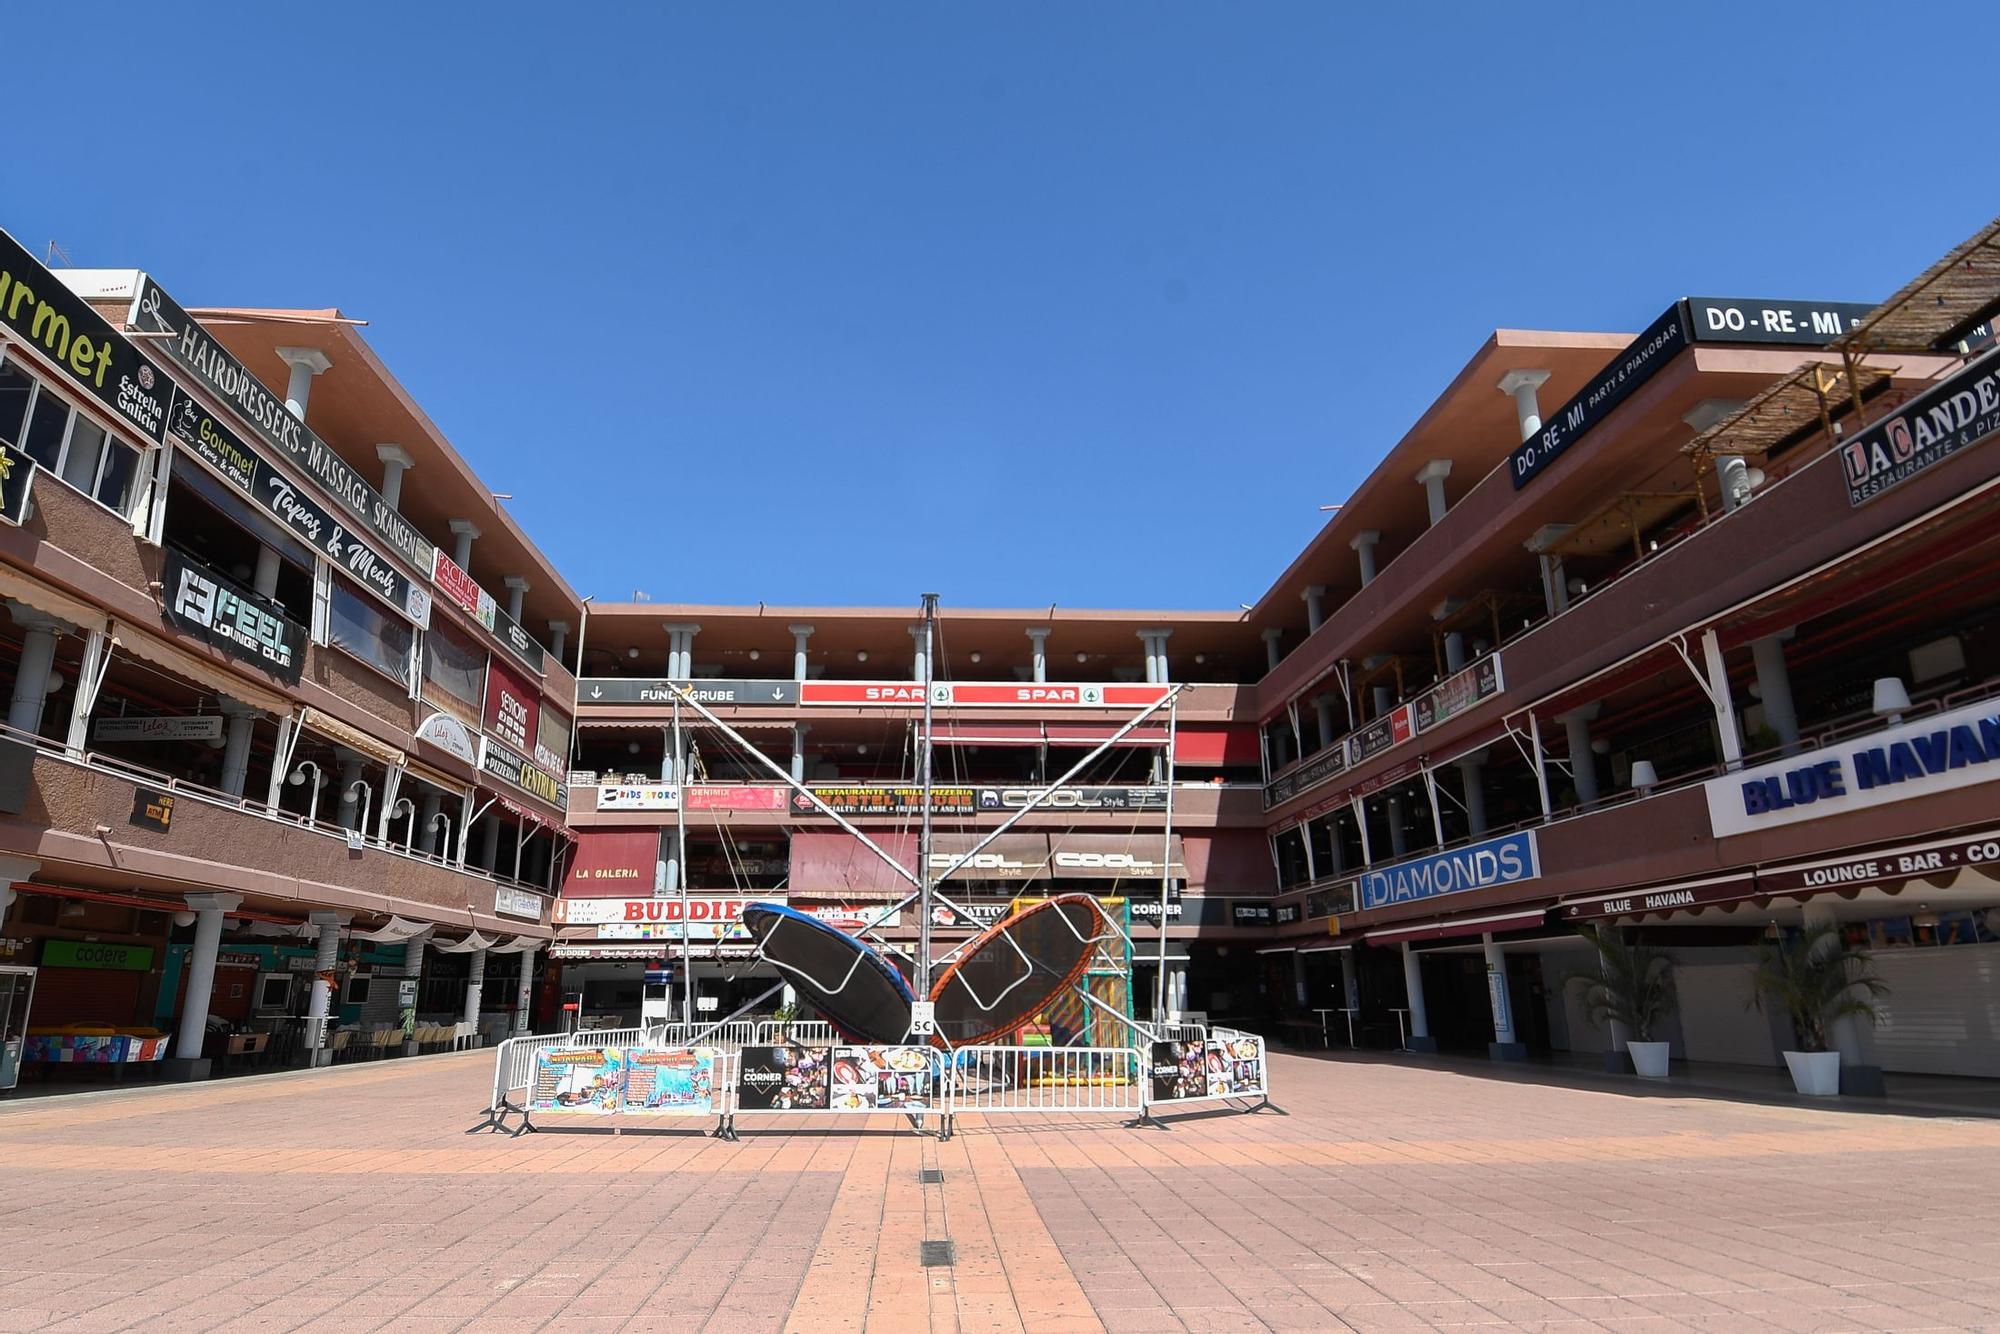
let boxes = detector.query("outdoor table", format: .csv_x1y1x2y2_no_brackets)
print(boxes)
1337,1006,1359,1049
1310,1008,1336,1049
1389,1007,1411,1050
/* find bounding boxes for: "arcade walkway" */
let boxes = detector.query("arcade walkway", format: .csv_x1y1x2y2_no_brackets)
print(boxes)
1,1051,1998,1330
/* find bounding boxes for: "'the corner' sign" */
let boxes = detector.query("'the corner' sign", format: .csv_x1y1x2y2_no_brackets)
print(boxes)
1705,698,2000,837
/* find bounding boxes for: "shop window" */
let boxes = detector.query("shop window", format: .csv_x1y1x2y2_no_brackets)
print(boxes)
21,390,67,470
0,354,145,519
328,582,415,686
537,707,572,771
0,359,30,441
422,615,487,715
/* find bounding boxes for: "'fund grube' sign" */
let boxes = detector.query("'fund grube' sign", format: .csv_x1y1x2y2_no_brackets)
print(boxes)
1705,698,2000,838
1358,831,1539,911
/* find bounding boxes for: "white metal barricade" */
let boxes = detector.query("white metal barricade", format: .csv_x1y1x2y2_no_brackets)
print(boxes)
940,1046,1143,1139
1133,1026,1281,1128
721,1042,940,1140
482,1027,647,1129
514,1045,737,1137
751,1019,834,1046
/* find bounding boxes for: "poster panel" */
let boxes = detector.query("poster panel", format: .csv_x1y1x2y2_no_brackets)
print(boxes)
1148,1039,1207,1102
623,1047,719,1115
1207,1034,1266,1097
734,1043,831,1111
830,1046,938,1111
1147,1036,1266,1104
529,1046,626,1114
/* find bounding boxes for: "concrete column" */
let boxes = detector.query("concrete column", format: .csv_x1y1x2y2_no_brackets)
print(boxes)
1526,525,1575,618
664,623,700,680
1415,460,1453,526
1457,751,1489,836
1350,530,1381,587
1261,628,1283,673
1301,585,1327,633
253,545,282,598
547,621,569,660
790,624,814,681
1443,632,1467,674
503,576,529,622
463,948,487,1037
1151,628,1171,683
448,519,480,569
1385,795,1408,858
1560,704,1601,807
1716,456,1753,512
1750,632,1801,751
218,701,259,799
1801,901,1882,1093
514,945,537,1033
479,816,502,873
1401,942,1435,1050
660,828,682,894
909,624,927,682
1314,695,1338,750
1498,369,1552,440
399,932,429,1055
1025,627,1049,683
374,444,413,511
6,613,64,737
1483,933,1525,1060
1371,686,1392,718
276,346,332,421
0,858,37,933
304,911,345,1066
791,723,810,783
1136,628,1171,684
169,892,243,1080
336,755,366,831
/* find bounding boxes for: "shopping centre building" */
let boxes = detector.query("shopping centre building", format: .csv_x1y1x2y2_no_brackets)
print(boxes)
2,213,1998,1092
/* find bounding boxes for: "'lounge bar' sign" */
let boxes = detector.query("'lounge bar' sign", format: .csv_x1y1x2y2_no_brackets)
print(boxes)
161,549,306,685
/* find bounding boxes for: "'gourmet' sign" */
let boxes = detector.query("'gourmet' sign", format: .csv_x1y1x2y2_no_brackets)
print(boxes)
1,230,170,442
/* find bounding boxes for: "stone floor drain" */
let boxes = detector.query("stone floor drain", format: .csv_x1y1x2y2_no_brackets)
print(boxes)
920,1240,956,1268
919,1168,945,1184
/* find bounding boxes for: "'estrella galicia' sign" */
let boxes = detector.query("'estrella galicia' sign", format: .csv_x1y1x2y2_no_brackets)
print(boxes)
161,549,306,685
1,229,172,444
1839,346,2000,507
1358,831,1538,911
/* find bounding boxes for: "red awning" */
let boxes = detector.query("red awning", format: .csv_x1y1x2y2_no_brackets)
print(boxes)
1173,726,1260,767
560,830,660,898
788,831,918,900
1180,831,1278,895
1043,723,1170,747
932,721,1044,746
1365,908,1549,946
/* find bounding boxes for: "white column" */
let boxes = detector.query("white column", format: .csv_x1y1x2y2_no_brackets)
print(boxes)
1750,632,1800,750
1350,531,1380,587
790,623,814,681
1301,585,1327,632
304,911,345,1065
791,723,810,783
399,931,429,1055
172,893,242,1074
1025,627,1049,683
1526,525,1575,617
1457,751,1489,836
276,346,332,421
463,948,487,1038
514,945,537,1033
1483,933,1520,1054
1138,628,1171,683
479,816,502,872
336,754,365,831
374,444,413,511
218,701,260,799
1443,632,1467,673
503,576,529,622
664,623,700,679
448,519,480,570
253,545,282,598
416,794,443,856
1560,704,1601,807
1401,942,1430,1043
1261,628,1283,673
1415,459,1453,526
547,620,570,660
1314,695,1338,750
909,624,927,681
6,612,65,737
660,828,682,894
1498,369,1552,440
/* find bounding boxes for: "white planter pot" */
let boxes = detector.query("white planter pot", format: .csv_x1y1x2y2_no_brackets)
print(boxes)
1783,1050,1841,1096
1627,1041,1671,1078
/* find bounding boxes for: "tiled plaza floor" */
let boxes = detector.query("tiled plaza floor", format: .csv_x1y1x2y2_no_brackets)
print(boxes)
2,1051,1999,1331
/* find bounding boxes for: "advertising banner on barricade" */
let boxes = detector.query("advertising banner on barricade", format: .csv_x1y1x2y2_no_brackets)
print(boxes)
528,1046,627,1114
735,1043,832,1111
1146,1033,1268,1108
624,1048,720,1115
830,1046,939,1111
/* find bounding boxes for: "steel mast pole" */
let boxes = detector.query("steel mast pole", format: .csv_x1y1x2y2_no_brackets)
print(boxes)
917,593,940,997
674,693,691,1028
1155,695,1177,1023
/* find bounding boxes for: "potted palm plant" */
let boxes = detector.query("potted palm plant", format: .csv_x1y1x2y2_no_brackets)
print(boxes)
1748,921,1889,1096
1564,926,1677,1077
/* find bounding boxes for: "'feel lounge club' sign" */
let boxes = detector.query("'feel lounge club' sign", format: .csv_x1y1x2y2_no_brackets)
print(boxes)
1706,698,2000,838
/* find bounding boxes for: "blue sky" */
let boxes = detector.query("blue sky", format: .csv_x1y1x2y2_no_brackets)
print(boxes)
8,5,1997,610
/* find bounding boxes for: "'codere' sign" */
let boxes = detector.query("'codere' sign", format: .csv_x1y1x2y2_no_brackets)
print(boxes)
1705,698,2000,838
1840,346,2000,507
0,229,171,443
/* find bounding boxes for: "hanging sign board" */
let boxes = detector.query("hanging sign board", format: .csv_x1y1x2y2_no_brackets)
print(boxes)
478,737,567,811
94,715,224,743
161,548,307,685
414,712,479,765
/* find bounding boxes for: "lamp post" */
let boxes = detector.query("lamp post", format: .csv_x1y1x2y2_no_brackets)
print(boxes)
430,812,454,865
345,780,373,839
389,798,416,849
287,760,323,825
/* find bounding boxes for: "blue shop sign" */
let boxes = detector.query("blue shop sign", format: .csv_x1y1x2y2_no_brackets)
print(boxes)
1359,832,1539,911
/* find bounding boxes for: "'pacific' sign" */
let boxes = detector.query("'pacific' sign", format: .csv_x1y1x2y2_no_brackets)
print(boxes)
1706,698,2000,837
